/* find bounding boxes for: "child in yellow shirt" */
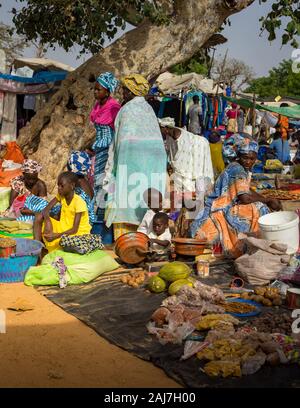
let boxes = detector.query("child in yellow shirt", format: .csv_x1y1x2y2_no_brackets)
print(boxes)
34,172,91,252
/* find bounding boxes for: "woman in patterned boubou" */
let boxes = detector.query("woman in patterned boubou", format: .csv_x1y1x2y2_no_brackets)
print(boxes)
90,72,121,217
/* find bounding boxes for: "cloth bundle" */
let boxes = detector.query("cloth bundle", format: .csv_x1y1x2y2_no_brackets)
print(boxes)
0,219,33,234
59,234,104,255
235,236,290,285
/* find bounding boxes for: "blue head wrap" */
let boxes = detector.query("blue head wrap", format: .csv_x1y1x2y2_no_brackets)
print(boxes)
96,72,119,93
222,133,257,164
67,151,91,176
236,139,259,155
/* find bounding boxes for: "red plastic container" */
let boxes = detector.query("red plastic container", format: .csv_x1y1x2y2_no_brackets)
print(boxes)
0,245,16,259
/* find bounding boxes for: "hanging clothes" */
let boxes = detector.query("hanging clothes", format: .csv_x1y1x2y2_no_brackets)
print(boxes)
1,93,17,142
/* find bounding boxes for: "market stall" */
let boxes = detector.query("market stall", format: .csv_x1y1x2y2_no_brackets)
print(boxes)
36,257,300,387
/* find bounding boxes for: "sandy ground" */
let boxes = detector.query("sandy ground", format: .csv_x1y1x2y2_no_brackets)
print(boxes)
0,282,180,388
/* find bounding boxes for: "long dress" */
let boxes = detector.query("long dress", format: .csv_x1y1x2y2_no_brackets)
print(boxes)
103,97,167,239
189,161,270,258
90,96,121,219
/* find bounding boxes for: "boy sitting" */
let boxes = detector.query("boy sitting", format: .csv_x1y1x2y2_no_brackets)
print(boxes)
148,212,172,257
137,187,164,235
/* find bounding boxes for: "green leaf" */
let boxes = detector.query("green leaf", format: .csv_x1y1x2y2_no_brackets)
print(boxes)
282,33,290,45
287,21,296,33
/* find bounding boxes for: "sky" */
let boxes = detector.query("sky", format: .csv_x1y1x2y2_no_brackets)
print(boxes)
0,0,298,77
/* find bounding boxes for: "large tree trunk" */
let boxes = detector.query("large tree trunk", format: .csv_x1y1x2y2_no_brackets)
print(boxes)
18,0,253,194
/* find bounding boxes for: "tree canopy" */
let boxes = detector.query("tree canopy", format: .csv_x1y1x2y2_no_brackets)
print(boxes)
245,59,300,98
10,0,171,55
6,0,300,54
259,0,300,48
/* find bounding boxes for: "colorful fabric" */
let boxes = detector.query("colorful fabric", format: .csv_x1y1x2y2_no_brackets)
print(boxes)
90,96,121,129
67,151,91,176
21,159,42,174
222,133,254,164
10,175,30,195
96,72,119,93
121,74,149,97
17,194,48,223
75,187,95,225
60,234,104,255
94,146,109,213
93,124,115,150
45,188,95,225
278,115,289,140
43,193,91,252
189,162,269,258
236,138,259,155
113,223,138,240
0,141,24,164
209,142,225,177
103,96,167,227
166,129,214,192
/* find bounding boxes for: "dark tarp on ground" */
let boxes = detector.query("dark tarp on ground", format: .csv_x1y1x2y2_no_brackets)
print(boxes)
39,267,300,388
225,96,300,119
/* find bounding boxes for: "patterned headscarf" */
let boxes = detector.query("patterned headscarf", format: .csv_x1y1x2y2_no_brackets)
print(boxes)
67,151,91,176
21,159,42,174
236,138,259,155
222,133,258,164
96,72,119,93
121,74,150,97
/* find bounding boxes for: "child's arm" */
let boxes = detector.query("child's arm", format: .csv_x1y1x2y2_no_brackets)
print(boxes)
44,212,83,242
20,208,35,216
149,238,170,248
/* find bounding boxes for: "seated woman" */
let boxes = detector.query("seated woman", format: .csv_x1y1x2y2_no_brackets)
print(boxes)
189,138,282,258
34,172,91,252
67,151,96,225
8,159,47,223
269,131,291,164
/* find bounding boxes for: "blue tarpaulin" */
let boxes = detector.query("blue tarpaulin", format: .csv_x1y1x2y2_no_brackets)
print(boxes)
0,71,68,84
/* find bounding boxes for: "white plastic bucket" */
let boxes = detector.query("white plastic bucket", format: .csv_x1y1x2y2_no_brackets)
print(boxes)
258,211,299,254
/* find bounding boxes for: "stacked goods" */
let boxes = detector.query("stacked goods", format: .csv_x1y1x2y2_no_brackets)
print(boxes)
241,287,282,306
0,237,16,248
248,312,293,335
0,237,16,258
147,262,192,294
222,301,257,314
120,270,146,288
260,189,300,200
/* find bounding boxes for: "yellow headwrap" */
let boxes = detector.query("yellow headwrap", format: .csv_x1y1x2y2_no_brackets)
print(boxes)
121,74,150,97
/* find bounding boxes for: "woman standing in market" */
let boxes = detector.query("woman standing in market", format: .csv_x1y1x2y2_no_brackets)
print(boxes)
90,72,121,217
277,103,289,141
189,138,282,258
103,74,167,239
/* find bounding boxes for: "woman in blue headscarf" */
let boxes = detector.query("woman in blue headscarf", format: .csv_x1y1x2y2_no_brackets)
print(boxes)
189,138,282,258
67,151,95,225
90,72,121,219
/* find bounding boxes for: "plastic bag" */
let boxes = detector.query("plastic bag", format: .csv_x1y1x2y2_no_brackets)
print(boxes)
181,340,209,360
25,249,119,286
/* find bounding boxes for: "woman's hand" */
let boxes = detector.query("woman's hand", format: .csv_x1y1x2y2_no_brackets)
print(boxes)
266,198,282,211
44,232,60,242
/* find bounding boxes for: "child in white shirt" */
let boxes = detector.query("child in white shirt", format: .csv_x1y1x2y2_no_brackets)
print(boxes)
137,188,164,235
148,212,172,256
